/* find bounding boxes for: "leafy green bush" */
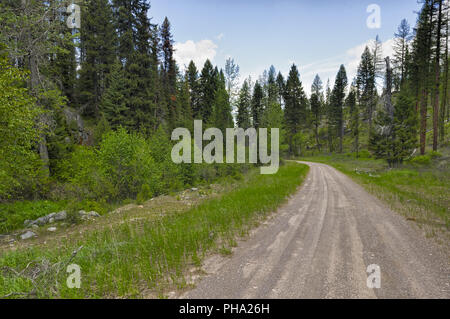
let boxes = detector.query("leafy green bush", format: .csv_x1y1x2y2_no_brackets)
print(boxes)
0,200,66,233
0,55,46,201
410,155,431,166
136,184,153,204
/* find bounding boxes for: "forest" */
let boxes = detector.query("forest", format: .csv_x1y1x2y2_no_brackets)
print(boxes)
0,0,448,231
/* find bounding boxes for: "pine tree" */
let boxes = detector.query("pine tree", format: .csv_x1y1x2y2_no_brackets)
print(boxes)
199,59,216,122
432,0,444,151
78,0,117,117
357,46,377,136
311,74,324,152
160,17,178,129
212,71,233,131
177,74,193,130
276,72,285,105
236,80,252,129
393,19,412,90
440,4,449,140
187,60,201,119
310,93,321,152
284,64,307,155
251,81,264,129
330,65,348,153
100,60,129,129
347,82,359,156
412,0,434,155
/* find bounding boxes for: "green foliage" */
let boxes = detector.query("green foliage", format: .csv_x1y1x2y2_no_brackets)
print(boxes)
409,155,431,165
0,163,309,298
136,184,153,204
0,200,66,233
370,92,417,166
284,64,308,155
0,56,45,201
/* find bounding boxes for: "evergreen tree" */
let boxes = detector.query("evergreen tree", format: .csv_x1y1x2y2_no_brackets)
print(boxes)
412,0,435,154
100,60,129,129
357,46,377,136
310,74,324,151
199,59,216,122
78,0,117,117
212,71,233,131
310,93,321,152
329,65,348,153
347,82,359,156
432,0,444,151
276,72,285,105
177,74,193,130
284,64,307,155
187,60,201,119
393,19,412,89
236,80,252,129
160,17,178,129
251,81,264,129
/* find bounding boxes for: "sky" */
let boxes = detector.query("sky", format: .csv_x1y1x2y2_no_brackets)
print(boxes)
149,0,422,96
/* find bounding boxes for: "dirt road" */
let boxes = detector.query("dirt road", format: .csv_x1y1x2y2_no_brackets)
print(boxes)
182,162,449,299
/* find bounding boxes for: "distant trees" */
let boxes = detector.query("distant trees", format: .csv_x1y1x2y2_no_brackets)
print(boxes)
347,83,359,156
370,58,417,167
357,47,377,136
284,65,307,155
236,80,252,129
329,65,348,153
310,75,323,151
393,19,412,89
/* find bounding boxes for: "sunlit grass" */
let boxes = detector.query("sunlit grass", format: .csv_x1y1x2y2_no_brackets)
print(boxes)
0,163,309,298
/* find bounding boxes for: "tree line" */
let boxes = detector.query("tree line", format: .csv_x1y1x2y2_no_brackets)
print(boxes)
0,0,448,203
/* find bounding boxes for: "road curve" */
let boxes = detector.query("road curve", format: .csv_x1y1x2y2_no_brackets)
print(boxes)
182,162,449,299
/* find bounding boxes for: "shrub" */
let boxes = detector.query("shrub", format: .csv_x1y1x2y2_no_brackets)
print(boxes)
136,184,153,204
410,155,431,166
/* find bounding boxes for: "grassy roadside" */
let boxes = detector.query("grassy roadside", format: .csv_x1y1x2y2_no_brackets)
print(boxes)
298,154,449,241
0,162,309,298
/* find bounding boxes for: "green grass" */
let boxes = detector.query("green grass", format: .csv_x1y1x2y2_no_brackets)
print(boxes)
0,200,67,234
299,154,450,237
0,163,309,298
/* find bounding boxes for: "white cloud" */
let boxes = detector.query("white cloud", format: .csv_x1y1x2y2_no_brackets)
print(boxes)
216,33,225,41
298,38,395,96
174,39,218,70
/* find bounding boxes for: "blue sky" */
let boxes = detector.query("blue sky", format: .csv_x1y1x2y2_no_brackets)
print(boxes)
149,0,422,95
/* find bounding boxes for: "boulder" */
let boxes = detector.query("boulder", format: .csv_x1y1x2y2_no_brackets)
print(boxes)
87,211,100,218
35,216,50,226
24,220,33,227
20,231,36,240
54,211,67,221
47,227,57,232
78,210,87,216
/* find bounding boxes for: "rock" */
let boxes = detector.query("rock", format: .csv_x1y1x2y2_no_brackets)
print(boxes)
32,224,39,229
20,231,36,240
191,188,198,191
138,205,144,209
49,218,55,224
87,211,100,218
47,227,57,232
24,220,33,227
78,210,87,216
54,211,67,221
35,216,50,226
